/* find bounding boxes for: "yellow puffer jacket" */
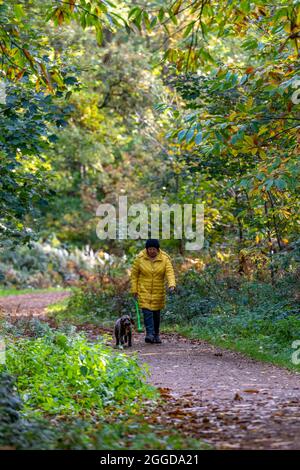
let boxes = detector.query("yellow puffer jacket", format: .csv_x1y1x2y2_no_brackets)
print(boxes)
130,248,176,310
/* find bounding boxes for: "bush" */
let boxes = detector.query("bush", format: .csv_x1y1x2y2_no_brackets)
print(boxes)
0,240,99,288
0,371,55,449
4,328,154,417
0,322,200,450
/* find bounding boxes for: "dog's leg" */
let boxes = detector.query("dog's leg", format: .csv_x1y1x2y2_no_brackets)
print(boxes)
128,330,132,347
115,326,120,347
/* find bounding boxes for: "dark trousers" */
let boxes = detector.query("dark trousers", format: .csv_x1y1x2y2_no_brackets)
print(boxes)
141,308,161,338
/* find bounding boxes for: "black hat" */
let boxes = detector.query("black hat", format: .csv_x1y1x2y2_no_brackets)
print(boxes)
145,239,160,250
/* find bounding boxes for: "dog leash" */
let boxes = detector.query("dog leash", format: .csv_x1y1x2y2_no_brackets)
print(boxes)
134,299,144,332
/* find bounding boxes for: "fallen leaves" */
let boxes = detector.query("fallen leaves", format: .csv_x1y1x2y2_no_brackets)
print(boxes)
234,393,243,401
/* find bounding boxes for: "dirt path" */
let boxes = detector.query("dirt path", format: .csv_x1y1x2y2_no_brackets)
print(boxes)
0,291,70,317
1,291,300,450
129,333,300,450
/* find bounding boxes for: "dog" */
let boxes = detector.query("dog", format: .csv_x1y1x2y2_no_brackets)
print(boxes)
114,315,134,348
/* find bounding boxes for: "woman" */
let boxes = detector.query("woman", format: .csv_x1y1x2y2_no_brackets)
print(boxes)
130,239,176,344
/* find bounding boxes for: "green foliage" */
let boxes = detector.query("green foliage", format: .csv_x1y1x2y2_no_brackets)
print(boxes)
0,321,201,449
47,0,128,43
162,66,300,245
128,1,300,72
163,257,300,369
126,1,300,255
4,327,153,416
0,1,79,241
0,240,98,287
0,81,72,240
38,21,173,247
0,371,55,449
0,1,80,90
54,278,132,326
0,287,66,297
3,0,300,449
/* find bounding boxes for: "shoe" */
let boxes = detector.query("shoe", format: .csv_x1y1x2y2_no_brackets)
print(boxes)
145,335,154,343
153,335,162,344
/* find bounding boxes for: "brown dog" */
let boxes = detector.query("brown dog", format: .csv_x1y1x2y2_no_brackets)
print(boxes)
114,315,134,347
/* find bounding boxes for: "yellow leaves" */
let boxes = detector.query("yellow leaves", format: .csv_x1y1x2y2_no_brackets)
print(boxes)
255,233,262,244
297,8,300,26
35,78,41,92
50,71,64,88
9,47,19,58
279,209,291,219
96,250,106,261
258,126,268,136
258,149,267,158
248,185,260,197
258,6,267,17
241,134,259,155
244,135,253,145
79,100,105,131
15,152,52,174
246,96,253,107
284,23,291,34
228,111,237,121
172,0,182,15
69,0,76,14
216,251,227,262
269,129,278,138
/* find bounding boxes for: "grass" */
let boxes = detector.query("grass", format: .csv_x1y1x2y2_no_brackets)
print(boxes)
46,294,115,329
46,295,71,316
0,286,70,297
162,320,300,373
157,264,300,373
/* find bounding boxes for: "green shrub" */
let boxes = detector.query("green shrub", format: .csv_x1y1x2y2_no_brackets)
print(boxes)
0,371,55,449
1,323,202,450
4,329,154,417
0,240,99,288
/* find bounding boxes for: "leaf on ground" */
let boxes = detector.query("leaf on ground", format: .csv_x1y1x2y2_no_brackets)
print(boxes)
234,393,243,401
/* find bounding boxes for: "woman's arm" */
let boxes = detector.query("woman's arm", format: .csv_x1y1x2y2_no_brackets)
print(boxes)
130,257,140,295
165,256,176,288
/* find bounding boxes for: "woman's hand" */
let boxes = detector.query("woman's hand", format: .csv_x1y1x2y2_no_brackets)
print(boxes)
133,293,138,300
168,286,176,294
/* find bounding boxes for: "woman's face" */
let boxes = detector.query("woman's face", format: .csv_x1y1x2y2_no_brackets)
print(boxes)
147,247,159,258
